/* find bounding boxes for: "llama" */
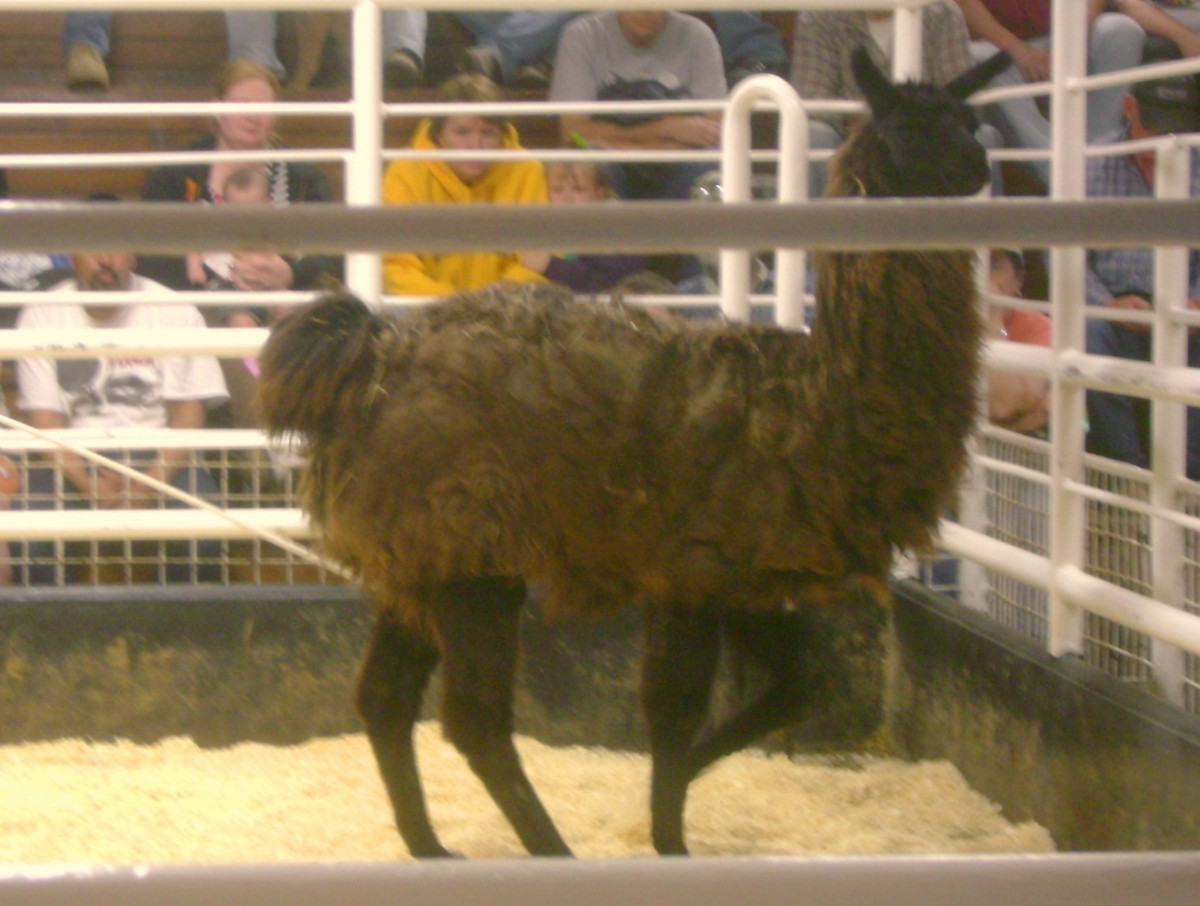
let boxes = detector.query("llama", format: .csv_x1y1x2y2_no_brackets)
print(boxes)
256,47,1009,858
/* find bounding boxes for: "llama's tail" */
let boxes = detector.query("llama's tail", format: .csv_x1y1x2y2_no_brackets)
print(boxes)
255,290,393,442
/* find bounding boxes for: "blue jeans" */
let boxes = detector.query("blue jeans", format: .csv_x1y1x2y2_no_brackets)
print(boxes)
1085,317,1200,478
969,13,1146,185
18,454,223,585
453,12,579,80
63,12,112,57
454,11,785,79
709,12,787,70
226,10,428,77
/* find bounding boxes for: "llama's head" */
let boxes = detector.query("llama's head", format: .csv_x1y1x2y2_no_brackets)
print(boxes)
845,47,1010,198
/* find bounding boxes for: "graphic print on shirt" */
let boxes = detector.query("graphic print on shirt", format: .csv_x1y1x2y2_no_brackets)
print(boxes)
56,355,162,424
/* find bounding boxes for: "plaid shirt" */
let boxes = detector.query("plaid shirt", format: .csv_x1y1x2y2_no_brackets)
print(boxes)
1085,137,1200,306
790,2,975,135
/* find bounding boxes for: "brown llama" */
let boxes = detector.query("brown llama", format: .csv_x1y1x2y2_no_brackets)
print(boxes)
256,47,1010,858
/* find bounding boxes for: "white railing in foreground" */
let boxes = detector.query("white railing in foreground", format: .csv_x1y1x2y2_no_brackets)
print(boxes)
1,1,1200,708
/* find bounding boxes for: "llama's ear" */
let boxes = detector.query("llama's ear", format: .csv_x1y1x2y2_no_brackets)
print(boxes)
850,45,900,117
945,52,1011,101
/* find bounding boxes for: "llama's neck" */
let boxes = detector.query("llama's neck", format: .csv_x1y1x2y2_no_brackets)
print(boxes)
805,243,982,556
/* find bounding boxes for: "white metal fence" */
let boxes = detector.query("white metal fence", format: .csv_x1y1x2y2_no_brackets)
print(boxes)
2,1,1200,714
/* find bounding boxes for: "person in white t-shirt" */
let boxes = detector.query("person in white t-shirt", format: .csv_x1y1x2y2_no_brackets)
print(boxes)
551,11,727,203
15,247,229,584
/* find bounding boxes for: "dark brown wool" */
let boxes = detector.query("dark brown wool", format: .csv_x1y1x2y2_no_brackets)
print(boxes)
256,48,1009,859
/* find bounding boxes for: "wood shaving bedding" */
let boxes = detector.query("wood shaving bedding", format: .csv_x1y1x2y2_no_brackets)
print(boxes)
0,723,1053,864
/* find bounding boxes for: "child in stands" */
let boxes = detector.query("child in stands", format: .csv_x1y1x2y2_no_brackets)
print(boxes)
519,159,648,294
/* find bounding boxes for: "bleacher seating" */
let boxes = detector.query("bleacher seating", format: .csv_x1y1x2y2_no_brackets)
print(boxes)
4,7,1197,205
0,11,808,203
0,11,564,202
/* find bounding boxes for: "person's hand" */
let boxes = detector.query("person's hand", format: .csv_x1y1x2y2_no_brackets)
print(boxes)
90,468,141,509
668,115,722,149
229,251,294,291
1009,42,1051,84
1108,293,1153,333
225,310,261,329
519,251,553,273
185,254,209,286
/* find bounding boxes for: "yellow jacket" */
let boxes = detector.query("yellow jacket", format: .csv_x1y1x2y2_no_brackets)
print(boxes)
383,119,549,296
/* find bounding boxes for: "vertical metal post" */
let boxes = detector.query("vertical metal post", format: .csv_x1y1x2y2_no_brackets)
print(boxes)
719,76,807,328
346,0,384,307
957,248,992,612
891,2,923,82
1047,0,1089,656
1151,139,1191,703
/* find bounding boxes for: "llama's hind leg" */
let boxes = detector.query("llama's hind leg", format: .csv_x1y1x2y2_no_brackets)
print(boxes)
433,576,573,857
683,610,812,777
642,603,721,855
355,611,450,857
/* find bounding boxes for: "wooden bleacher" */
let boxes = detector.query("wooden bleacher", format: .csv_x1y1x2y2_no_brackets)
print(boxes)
0,11,563,202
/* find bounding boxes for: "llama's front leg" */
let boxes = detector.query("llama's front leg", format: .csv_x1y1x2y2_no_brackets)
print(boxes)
642,603,721,856
355,611,450,857
434,577,573,857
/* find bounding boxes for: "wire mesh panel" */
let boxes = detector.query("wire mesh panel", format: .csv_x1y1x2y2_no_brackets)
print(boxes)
983,435,1050,644
0,444,343,590
1180,490,1200,714
1081,466,1155,687
948,432,1199,713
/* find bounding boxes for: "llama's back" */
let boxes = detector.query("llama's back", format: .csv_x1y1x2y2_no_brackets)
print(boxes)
298,284,681,616
266,284,857,620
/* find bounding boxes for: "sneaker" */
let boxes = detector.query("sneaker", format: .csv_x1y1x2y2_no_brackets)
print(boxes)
66,44,109,91
454,46,501,82
510,59,552,91
384,48,423,89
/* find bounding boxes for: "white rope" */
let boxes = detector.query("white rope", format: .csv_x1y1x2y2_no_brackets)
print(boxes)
0,413,354,580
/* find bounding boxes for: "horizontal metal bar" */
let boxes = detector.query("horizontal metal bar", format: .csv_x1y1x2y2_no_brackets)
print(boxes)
1058,350,1200,406
0,508,312,541
5,852,1196,906
0,427,272,451
1057,565,1200,659
1,199,1197,254
0,0,932,11
937,521,1054,590
0,328,270,359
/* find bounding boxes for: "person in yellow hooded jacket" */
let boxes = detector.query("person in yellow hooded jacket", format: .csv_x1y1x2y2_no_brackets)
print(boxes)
383,73,550,297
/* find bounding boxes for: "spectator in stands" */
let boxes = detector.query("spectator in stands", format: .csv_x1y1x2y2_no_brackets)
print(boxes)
454,11,786,90
1083,61,1200,477
184,165,273,300
15,199,229,585
518,160,649,293
791,1,1006,199
550,11,726,203
183,164,279,432
986,248,1051,435
226,9,428,89
952,0,1146,185
64,11,112,90
139,59,342,293
382,73,549,297
0,167,71,300
710,11,790,84
1113,0,1200,58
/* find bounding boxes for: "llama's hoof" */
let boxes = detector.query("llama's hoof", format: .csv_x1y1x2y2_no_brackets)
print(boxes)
651,827,690,856
413,844,464,860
